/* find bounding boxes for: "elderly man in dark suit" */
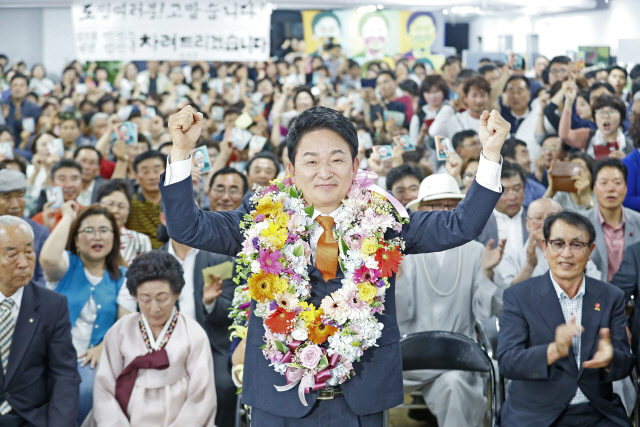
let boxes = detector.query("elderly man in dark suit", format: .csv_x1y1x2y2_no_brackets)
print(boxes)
159,105,510,426
498,211,634,427
0,216,79,427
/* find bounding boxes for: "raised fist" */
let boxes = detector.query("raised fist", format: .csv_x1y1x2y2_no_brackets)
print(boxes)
479,110,511,163
168,105,203,152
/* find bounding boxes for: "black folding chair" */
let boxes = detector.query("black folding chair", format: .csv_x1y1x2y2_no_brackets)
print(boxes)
383,331,499,427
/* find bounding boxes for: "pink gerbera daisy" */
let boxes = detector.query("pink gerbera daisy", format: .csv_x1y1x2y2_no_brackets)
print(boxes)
258,247,284,275
353,265,381,284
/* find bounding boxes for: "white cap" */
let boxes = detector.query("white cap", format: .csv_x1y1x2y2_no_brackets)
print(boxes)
405,173,464,212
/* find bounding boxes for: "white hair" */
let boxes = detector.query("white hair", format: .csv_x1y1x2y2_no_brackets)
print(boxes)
0,216,35,240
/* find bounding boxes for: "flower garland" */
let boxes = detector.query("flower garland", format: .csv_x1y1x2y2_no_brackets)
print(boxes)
231,172,408,405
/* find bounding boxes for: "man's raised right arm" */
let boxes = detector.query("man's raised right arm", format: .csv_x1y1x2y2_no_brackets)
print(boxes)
160,106,246,257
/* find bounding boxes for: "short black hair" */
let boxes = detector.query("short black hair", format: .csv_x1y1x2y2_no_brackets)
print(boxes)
609,64,628,80
463,76,491,96
593,157,628,185
592,94,627,123
442,55,461,69
10,73,28,85
455,69,477,87
223,107,242,119
376,70,397,82
51,159,82,181
209,166,249,194
478,64,498,76
630,65,640,81
293,86,317,109
287,106,358,166
96,94,115,112
246,152,280,178
632,77,640,97
549,56,572,66
420,75,449,100
399,79,419,97
73,145,103,165
452,130,477,150
386,164,424,191
125,250,185,296
588,81,615,100
543,211,596,246
157,141,173,153
501,161,526,185
505,75,531,91
133,151,167,173
501,138,527,160
95,179,133,205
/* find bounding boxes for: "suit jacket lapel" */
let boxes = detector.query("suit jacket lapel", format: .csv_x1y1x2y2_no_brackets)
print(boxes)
5,283,40,385
521,207,529,243
579,279,603,377
589,210,607,281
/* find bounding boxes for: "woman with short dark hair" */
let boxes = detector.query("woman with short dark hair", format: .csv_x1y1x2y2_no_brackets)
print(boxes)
409,75,454,148
85,251,216,427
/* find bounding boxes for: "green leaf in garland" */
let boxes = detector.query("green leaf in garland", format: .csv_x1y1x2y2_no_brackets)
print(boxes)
259,344,267,349
276,181,286,191
287,362,304,369
338,257,345,272
339,236,349,254
236,386,243,394
303,204,314,217
274,340,289,354
293,244,304,257
317,355,329,371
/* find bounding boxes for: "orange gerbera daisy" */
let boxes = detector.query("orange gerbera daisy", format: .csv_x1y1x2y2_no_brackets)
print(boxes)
308,319,338,344
375,246,403,277
247,271,278,302
265,307,297,335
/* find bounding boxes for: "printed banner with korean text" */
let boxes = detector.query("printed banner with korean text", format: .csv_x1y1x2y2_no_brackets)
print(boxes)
71,0,272,61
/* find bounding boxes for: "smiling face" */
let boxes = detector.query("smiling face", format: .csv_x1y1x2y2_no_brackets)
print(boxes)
135,279,179,332
496,174,524,218
53,167,82,202
74,214,114,263
542,220,594,283
247,158,278,189
288,129,359,214
466,86,490,116
594,166,627,211
391,175,421,207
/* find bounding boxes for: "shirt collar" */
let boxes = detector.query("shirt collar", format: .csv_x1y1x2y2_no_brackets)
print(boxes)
311,206,342,222
168,240,199,261
0,286,24,311
494,206,523,221
598,206,625,228
141,306,176,351
549,270,586,300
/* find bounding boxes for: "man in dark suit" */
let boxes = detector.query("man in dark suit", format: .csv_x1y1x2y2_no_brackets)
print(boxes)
476,161,529,253
498,211,634,427
612,240,640,371
159,105,510,425
0,216,79,427
158,203,237,427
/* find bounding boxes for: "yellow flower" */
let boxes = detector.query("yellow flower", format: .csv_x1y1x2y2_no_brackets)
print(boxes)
247,271,278,302
361,238,378,254
273,278,289,294
358,283,377,302
261,221,288,249
276,212,290,229
256,197,283,218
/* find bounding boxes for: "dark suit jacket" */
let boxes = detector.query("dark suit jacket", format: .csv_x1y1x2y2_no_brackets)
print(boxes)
497,272,634,427
158,243,235,355
159,174,501,418
0,282,80,427
476,206,528,248
611,240,640,370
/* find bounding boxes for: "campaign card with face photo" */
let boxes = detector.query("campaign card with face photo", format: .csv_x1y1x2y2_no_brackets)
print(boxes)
358,133,373,150
376,145,394,160
192,146,211,173
22,117,35,133
211,106,224,122
231,127,252,151
0,142,13,160
435,136,451,161
46,186,64,209
249,135,267,153
383,110,406,127
48,138,65,157
393,135,416,152
116,121,138,145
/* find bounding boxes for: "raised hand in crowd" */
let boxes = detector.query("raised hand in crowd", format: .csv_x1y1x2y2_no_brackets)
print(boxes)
445,151,463,187
168,105,203,161
479,109,511,163
481,237,506,281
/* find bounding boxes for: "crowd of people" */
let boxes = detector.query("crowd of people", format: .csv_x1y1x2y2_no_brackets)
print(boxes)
1,35,640,426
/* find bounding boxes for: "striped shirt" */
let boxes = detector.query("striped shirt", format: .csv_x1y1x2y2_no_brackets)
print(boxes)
125,192,163,249
120,227,152,265
549,271,588,405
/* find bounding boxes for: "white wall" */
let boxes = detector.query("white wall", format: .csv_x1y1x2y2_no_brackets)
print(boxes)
0,7,76,79
469,0,640,60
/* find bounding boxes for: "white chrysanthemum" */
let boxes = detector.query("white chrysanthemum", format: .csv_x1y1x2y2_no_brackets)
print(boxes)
254,302,272,318
291,320,308,341
250,260,262,274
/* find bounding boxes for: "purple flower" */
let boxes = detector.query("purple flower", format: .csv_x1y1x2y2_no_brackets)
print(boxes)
286,234,297,244
252,237,260,249
269,300,279,310
255,214,265,222
258,248,285,275
269,351,284,364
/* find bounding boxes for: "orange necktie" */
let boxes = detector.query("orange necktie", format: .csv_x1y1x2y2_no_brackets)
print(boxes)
316,215,338,282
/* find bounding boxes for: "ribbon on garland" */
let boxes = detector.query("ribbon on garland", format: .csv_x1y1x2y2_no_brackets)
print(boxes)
274,343,341,406
354,170,409,218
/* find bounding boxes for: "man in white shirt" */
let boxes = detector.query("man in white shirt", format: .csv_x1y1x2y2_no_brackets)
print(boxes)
429,75,491,140
477,161,528,256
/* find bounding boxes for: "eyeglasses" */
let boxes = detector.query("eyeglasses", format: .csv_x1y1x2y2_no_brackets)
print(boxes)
546,239,589,253
419,202,459,211
550,68,568,75
212,187,241,196
78,227,113,237
596,108,620,118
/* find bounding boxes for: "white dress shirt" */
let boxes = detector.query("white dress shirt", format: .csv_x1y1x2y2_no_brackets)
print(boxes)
167,240,216,317
0,286,23,323
494,207,524,255
76,178,96,207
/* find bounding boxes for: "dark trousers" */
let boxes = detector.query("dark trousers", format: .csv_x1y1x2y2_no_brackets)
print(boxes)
0,412,35,427
212,349,237,427
252,397,383,427
551,403,618,427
